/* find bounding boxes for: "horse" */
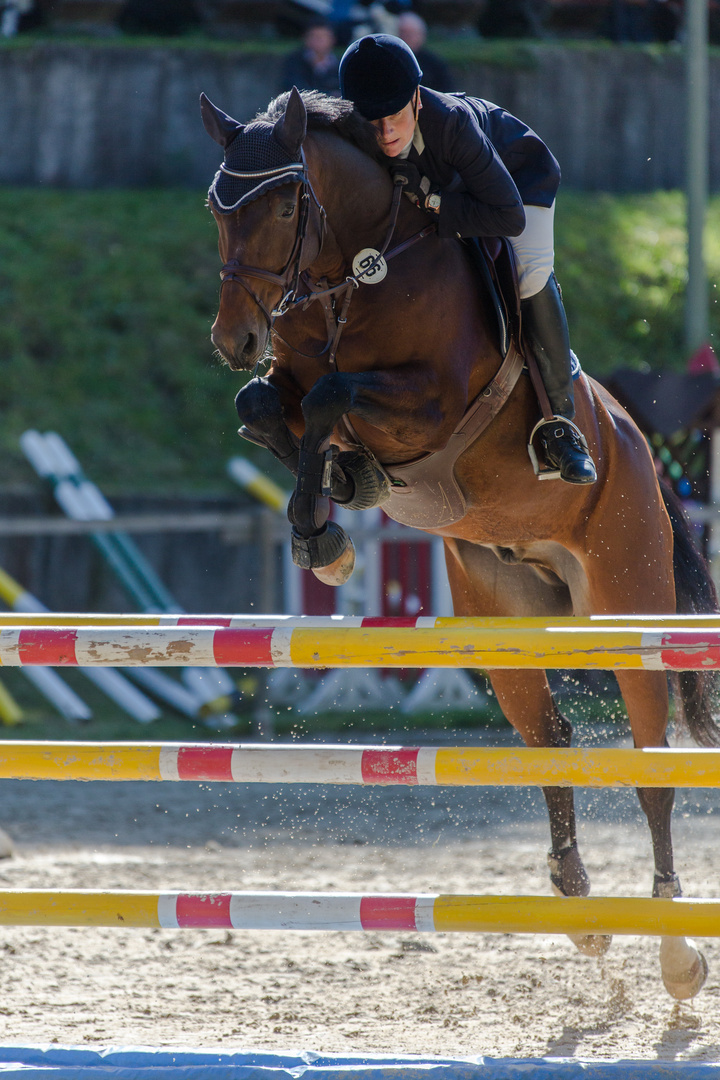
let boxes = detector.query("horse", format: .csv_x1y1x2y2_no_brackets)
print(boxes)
200,86,719,1000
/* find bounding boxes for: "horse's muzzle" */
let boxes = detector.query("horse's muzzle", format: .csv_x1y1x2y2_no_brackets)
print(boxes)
211,326,265,371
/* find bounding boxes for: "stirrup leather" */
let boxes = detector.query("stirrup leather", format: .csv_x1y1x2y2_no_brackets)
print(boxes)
527,415,588,480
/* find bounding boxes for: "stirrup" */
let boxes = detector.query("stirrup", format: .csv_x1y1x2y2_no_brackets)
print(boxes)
527,415,569,480
528,416,594,481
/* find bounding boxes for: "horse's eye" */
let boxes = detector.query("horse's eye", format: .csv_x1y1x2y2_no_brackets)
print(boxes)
280,204,295,218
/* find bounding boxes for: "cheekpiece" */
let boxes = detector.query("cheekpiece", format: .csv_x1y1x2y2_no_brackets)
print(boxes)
208,121,304,215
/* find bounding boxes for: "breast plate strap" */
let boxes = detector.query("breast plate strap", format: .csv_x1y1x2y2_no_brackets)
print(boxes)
380,345,525,529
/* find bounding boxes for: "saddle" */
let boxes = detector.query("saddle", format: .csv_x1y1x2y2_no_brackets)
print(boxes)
465,236,520,361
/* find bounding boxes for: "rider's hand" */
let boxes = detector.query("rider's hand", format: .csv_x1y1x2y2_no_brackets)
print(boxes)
389,162,430,206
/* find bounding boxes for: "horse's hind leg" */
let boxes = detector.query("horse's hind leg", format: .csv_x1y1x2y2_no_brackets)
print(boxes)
443,539,610,956
585,481,707,998
489,668,611,957
615,670,708,999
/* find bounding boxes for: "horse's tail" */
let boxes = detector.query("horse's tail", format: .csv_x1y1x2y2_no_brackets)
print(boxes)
662,480,720,746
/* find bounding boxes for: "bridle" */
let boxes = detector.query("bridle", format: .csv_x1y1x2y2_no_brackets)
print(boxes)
218,147,326,327
215,147,435,372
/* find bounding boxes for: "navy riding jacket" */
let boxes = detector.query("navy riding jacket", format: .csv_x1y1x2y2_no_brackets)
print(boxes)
406,87,561,240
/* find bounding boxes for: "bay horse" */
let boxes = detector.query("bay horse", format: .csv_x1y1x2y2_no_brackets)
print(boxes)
201,86,719,1000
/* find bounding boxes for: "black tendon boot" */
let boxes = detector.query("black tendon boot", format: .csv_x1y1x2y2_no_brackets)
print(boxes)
521,275,597,485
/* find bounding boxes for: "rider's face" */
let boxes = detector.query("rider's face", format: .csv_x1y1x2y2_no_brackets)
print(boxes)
372,92,420,157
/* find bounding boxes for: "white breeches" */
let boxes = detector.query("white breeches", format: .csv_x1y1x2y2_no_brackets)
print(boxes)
509,202,556,300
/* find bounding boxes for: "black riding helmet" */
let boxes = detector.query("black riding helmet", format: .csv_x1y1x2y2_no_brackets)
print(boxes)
339,34,423,121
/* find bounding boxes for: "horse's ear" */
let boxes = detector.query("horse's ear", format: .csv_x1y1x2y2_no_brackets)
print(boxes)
200,93,245,148
273,86,307,157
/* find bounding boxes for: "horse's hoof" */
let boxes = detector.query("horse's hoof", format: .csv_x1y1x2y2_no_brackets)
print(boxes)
551,883,613,957
312,537,356,586
291,521,350,572
660,937,709,1000
568,930,613,958
548,848,611,957
334,451,390,510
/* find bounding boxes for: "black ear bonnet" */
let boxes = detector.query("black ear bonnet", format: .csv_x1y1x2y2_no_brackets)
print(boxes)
207,122,304,215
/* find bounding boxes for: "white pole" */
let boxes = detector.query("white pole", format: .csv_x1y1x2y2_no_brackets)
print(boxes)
684,0,709,352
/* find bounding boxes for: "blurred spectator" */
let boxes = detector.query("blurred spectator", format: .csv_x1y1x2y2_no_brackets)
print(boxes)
118,0,200,35
397,11,453,92
277,0,333,37
654,0,682,41
280,19,340,94
478,0,549,38
339,1,414,39
1,0,35,36
608,0,655,41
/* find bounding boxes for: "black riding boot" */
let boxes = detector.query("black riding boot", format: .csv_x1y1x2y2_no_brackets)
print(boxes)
521,275,597,485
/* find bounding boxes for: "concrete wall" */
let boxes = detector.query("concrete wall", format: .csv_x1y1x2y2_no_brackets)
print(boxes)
0,42,718,191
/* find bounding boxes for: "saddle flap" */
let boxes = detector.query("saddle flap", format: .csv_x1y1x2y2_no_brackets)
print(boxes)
465,238,521,358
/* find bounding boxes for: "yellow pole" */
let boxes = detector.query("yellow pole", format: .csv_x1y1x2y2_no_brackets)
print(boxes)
0,743,719,787
0,890,161,927
0,678,23,726
0,613,715,626
227,458,289,512
432,746,720,789
0,891,717,936
432,895,720,937
0,742,163,781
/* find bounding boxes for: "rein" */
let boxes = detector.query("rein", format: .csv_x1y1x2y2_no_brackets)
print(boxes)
217,156,435,373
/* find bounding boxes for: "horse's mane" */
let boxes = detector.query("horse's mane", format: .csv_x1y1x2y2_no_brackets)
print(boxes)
256,91,385,163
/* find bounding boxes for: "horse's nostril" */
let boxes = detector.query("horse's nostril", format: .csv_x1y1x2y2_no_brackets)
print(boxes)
242,333,257,359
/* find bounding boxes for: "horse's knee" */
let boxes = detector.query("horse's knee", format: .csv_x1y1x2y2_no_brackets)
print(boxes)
235,377,299,472
235,376,282,426
301,372,354,444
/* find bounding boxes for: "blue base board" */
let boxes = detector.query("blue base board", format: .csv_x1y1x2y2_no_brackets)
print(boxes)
0,1048,717,1079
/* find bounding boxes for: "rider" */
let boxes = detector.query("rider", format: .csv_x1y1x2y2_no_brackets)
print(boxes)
338,33,596,486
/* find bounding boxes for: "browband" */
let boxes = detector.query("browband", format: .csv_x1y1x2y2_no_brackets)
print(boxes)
219,162,304,179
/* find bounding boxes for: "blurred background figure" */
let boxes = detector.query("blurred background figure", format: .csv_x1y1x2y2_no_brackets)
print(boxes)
607,0,682,42
397,11,453,92
118,0,201,35
1,0,35,37
608,0,656,41
280,18,340,94
478,0,549,38
277,0,333,37
277,1,414,45
339,1,414,40
655,0,683,42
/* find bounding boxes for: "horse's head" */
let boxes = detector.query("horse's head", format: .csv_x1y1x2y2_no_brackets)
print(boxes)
202,88,323,371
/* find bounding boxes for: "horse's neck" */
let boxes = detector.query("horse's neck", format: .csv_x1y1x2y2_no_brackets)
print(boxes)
304,132,394,270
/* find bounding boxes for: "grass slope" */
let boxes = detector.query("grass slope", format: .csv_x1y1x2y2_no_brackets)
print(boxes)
0,187,717,492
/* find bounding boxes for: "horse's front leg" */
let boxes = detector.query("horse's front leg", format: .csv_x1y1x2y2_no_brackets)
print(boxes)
287,371,360,585
235,376,301,477
288,367,447,584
